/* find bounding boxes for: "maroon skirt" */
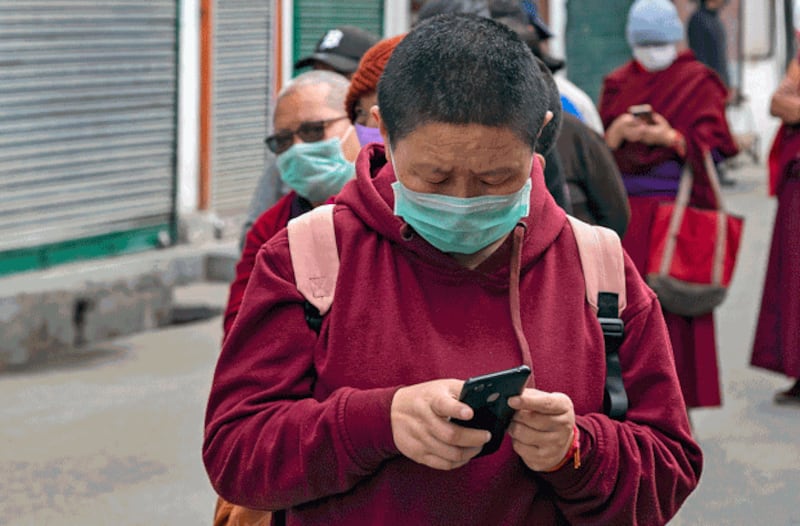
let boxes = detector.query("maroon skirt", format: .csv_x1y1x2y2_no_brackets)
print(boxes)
624,196,722,408
751,178,800,378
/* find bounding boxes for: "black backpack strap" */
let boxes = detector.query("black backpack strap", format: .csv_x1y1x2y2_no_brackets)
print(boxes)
567,216,629,420
598,291,628,420
304,301,323,334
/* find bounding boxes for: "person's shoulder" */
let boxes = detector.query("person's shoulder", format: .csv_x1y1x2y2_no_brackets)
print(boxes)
676,51,728,87
603,61,636,84
244,193,295,252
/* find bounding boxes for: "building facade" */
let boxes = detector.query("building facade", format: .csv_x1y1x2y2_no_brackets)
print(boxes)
0,0,408,276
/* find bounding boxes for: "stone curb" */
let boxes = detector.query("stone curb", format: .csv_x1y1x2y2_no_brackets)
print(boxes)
0,243,238,367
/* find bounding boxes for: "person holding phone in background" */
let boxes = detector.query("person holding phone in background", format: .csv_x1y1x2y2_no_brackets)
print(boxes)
750,41,800,406
204,14,701,525
600,0,738,413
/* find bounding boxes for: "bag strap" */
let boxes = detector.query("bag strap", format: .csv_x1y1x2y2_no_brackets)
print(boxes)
287,204,340,333
660,152,729,285
566,216,629,420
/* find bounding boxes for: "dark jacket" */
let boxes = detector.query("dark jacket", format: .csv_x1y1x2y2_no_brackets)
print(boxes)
688,6,730,87
557,114,629,236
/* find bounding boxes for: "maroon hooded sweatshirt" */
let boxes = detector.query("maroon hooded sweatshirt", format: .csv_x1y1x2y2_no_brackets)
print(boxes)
204,144,702,525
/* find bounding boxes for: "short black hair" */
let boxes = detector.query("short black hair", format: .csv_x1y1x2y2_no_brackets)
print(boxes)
378,14,549,149
534,56,562,155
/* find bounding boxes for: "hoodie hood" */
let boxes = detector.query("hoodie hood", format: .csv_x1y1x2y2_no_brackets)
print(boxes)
336,143,568,282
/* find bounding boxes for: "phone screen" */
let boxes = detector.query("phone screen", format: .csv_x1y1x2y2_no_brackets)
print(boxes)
451,365,531,457
629,104,655,124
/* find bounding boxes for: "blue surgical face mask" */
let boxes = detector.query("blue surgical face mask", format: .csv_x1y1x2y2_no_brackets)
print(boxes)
390,155,532,254
277,136,355,203
354,123,384,146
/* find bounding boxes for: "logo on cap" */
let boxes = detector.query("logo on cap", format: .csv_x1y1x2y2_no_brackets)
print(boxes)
319,29,344,51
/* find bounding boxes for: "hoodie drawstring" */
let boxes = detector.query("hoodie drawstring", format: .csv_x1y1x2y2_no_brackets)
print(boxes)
509,222,534,385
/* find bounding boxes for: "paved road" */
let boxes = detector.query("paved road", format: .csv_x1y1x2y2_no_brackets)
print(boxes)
672,162,800,526
1,163,799,526
0,305,226,525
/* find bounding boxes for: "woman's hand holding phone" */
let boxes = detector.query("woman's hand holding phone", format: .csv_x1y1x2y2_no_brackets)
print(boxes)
507,389,576,472
390,379,491,471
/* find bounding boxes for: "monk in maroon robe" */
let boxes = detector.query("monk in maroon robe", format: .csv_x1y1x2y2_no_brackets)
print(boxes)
599,0,738,409
751,52,800,405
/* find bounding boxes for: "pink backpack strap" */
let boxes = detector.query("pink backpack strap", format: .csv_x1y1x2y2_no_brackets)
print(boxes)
287,204,340,316
566,216,627,315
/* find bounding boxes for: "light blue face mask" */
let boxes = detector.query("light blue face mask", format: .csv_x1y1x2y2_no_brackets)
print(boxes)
391,177,532,255
277,136,355,203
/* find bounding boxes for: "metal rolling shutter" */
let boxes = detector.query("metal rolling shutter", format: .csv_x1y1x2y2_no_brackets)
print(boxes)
293,0,384,66
0,0,178,254
210,0,272,216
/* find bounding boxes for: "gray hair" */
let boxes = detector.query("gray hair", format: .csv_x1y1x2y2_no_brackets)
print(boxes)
277,70,350,113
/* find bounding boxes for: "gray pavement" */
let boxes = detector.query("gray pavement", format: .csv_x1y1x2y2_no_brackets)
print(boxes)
0,284,228,525
1,162,799,525
672,161,800,525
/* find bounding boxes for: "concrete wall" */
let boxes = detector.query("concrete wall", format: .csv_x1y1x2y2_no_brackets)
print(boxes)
0,245,236,368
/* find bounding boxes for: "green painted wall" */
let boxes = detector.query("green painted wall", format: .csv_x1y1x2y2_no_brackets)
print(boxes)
293,0,384,71
0,226,170,277
565,0,635,105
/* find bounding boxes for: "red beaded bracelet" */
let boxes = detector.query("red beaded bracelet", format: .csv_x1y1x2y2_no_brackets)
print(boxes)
671,130,687,158
543,425,581,473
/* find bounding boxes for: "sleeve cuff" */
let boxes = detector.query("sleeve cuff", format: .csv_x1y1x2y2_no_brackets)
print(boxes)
537,416,598,492
339,386,402,469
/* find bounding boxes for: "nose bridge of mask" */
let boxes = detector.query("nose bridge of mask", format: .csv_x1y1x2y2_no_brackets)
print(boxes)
290,136,342,157
389,143,535,197
277,137,354,202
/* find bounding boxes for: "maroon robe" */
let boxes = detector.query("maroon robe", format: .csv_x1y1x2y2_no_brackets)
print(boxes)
751,76,800,378
599,51,739,408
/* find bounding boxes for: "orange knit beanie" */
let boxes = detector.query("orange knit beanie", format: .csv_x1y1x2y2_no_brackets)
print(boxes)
345,34,406,122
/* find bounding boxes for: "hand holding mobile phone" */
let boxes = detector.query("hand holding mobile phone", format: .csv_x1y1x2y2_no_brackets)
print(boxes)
629,104,656,125
451,365,531,457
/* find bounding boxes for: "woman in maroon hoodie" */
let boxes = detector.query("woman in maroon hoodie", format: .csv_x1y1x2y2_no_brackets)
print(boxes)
204,14,701,525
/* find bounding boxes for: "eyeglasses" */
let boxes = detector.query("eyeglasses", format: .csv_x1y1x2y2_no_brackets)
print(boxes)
264,115,349,154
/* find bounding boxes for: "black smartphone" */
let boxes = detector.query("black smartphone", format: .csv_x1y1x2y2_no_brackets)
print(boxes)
629,103,655,124
451,365,532,457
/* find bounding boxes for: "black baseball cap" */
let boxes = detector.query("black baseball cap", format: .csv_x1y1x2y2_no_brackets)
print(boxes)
488,0,564,72
294,26,379,74
521,0,554,40
416,0,491,21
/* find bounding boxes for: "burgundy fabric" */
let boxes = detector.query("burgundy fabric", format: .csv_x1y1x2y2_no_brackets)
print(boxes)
600,51,738,209
646,201,743,288
624,197,722,407
222,192,296,337
751,178,800,378
204,143,701,525
768,124,800,196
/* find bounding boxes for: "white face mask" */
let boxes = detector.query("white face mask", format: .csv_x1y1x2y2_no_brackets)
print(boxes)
633,44,678,72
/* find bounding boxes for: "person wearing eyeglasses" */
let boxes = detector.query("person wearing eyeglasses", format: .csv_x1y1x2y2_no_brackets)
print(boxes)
213,40,408,526
222,70,359,338
213,70,358,526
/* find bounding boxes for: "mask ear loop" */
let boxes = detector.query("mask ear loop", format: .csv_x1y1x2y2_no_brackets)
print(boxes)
339,124,360,162
340,123,355,143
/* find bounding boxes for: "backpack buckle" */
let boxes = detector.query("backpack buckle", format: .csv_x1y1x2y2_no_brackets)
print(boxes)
598,317,624,339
